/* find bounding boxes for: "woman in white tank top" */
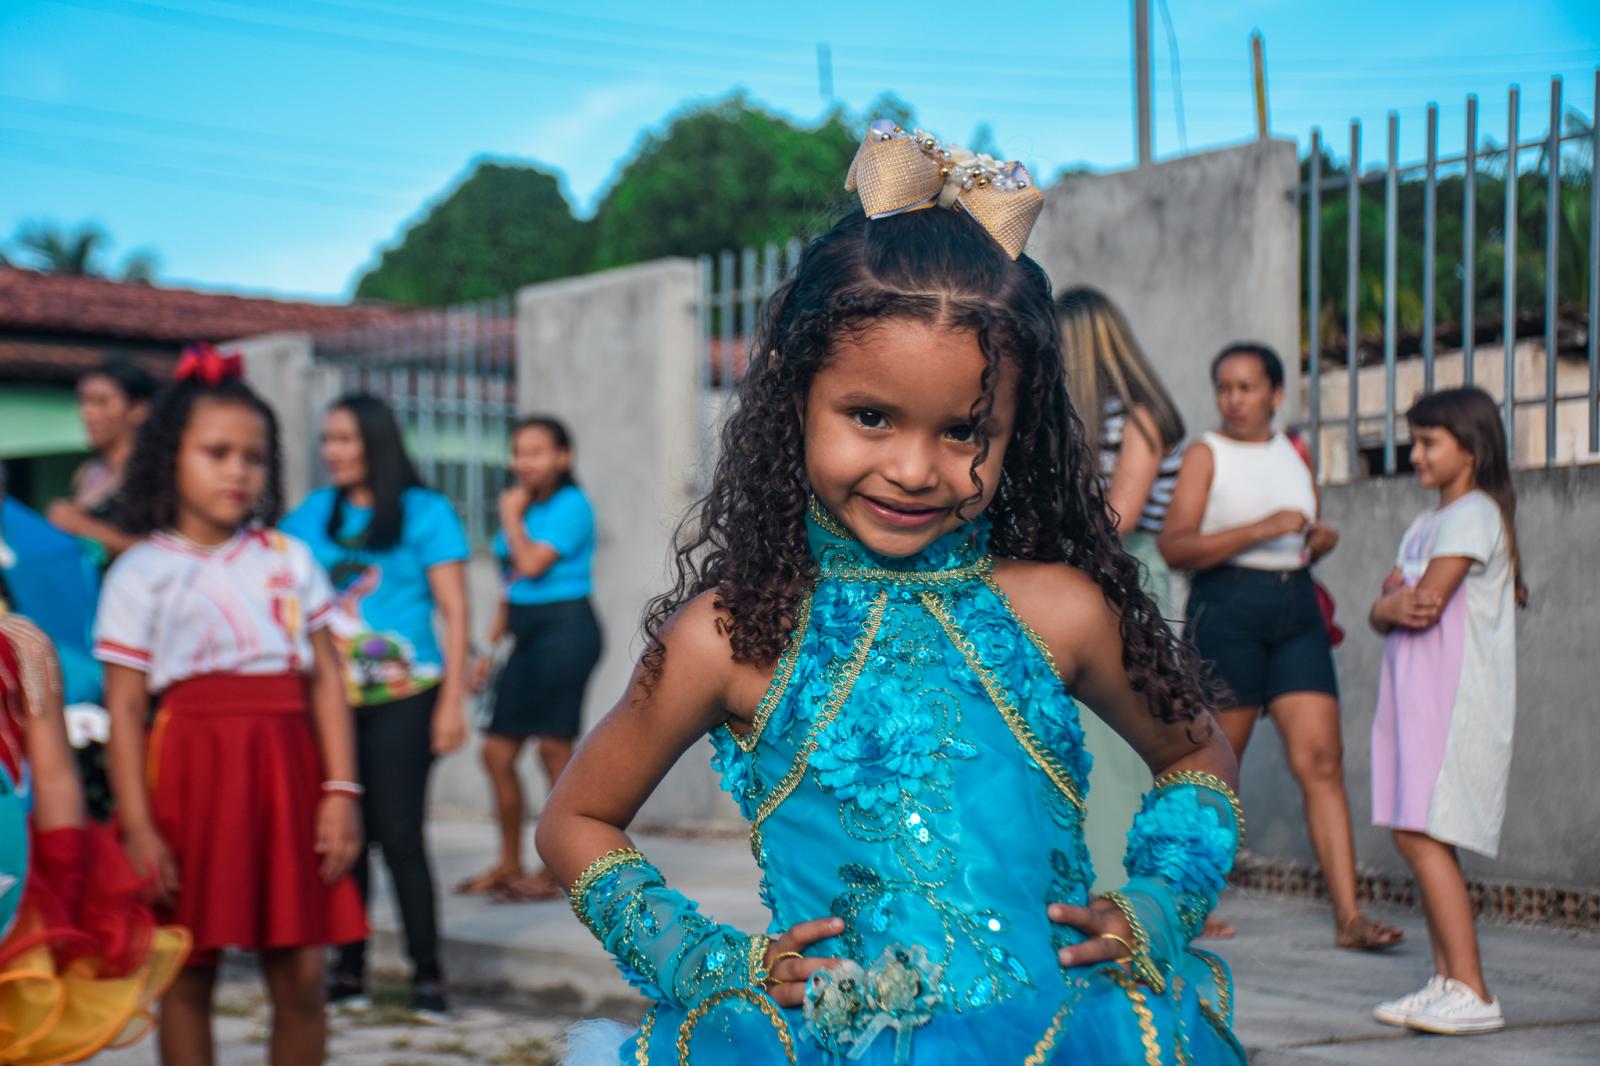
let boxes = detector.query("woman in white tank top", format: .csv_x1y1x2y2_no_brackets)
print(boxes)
1160,343,1403,951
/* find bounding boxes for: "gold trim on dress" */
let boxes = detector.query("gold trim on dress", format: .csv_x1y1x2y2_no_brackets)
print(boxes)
1109,969,1165,1066
1023,1000,1072,1064
978,573,1063,679
748,591,888,859
674,988,796,1065
919,592,1084,812
568,847,647,932
734,591,814,753
1153,770,1247,846
634,1006,657,1065
1100,890,1166,994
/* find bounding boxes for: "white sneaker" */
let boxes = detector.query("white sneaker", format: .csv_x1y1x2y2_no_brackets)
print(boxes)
1405,978,1505,1035
1373,975,1447,1027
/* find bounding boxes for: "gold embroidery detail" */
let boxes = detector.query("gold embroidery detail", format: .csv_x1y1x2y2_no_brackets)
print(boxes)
1154,770,1247,847
748,591,888,859
808,496,852,539
674,988,796,1065
734,591,814,753
747,934,771,986
1187,947,1231,1020
828,558,994,585
1101,890,1165,993
978,573,1062,679
1109,969,1164,1066
1023,1000,1072,1064
633,1005,657,1065
919,591,1084,812
568,847,647,932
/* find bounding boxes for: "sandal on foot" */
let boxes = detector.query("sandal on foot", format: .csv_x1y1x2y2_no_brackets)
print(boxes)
491,869,565,903
454,866,521,896
1200,915,1237,939
1337,913,1404,951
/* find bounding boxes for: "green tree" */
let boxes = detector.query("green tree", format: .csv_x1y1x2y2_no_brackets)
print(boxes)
587,94,860,270
355,161,590,305
8,220,159,281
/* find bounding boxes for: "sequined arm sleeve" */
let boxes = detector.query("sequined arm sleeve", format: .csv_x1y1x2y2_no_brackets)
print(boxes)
569,847,771,1008
1105,772,1244,992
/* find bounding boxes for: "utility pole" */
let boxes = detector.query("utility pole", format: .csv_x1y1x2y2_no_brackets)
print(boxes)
1251,30,1269,140
1133,0,1152,166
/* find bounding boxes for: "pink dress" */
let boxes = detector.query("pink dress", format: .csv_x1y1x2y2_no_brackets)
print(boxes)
1370,490,1516,857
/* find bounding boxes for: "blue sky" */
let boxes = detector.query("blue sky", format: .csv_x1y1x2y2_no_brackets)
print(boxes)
2,0,1596,301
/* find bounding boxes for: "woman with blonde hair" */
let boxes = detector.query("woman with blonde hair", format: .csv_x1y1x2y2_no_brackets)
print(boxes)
1054,286,1186,892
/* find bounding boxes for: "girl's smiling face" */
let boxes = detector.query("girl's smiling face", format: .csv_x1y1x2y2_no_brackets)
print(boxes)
804,319,1017,558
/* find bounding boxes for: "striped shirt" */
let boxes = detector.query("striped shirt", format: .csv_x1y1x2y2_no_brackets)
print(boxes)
1098,396,1183,534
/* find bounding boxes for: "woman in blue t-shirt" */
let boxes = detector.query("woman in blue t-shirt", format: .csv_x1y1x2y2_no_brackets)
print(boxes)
459,415,600,903
281,393,472,1020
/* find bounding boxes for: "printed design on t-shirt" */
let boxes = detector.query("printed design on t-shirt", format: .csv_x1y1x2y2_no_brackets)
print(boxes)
327,557,435,704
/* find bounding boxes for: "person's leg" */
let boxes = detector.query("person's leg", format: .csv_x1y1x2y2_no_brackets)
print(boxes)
1393,830,1449,977
333,708,376,986
363,691,444,985
261,947,327,1066
1270,692,1401,947
158,963,218,1066
1214,707,1262,761
536,735,574,785
1393,830,1487,998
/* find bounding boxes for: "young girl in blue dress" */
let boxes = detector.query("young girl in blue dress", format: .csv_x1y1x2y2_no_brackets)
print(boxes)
540,122,1247,1064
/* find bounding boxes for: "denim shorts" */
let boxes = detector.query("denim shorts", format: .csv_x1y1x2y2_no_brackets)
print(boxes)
1183,566,1338,710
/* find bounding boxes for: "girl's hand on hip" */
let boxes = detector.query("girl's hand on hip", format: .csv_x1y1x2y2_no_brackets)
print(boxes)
316,794,362,884
761,916,846,1008
432,696,468,755
125,825,180,907
1048,898,1137,970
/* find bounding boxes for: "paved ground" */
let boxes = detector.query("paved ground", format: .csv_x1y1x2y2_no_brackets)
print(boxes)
96,821,1599,1064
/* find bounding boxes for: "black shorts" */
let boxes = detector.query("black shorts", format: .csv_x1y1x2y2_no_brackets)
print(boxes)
1183,566,1338,710
487,598,602,740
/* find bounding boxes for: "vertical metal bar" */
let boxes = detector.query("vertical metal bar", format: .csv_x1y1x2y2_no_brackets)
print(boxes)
1347,119,1362,479
762,241,780,301
465,303,482,549
1308,128,1323,474
1463,95,1478,383
697,254,714,479
1503,85,1519,454
1383,112,1400,475
740,245,758,377
1424,103,1438,393
718,249,735,480
1591,68,1600,453
1134,0,1152,166
786,237,803,278
1545,78,1562,466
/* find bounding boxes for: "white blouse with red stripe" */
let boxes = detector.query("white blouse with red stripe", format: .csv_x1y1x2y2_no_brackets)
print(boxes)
94,528,334,693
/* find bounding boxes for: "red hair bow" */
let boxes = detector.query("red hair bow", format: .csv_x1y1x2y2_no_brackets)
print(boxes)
175,343,245,386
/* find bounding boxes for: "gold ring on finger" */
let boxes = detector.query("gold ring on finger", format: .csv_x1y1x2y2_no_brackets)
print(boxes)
1097,932,1135,959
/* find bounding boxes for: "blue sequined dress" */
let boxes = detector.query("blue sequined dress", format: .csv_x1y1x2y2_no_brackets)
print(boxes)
566,508,1246,1065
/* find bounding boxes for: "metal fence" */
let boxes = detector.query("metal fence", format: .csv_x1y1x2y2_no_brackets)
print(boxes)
1302,71,1599,482
308,296,517,547
693,240,803,482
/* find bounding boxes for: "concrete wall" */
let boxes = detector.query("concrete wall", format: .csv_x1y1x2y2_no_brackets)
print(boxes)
237,331,316,510
491,258,737,827
1028,139,1303,436
1239,464,1600,890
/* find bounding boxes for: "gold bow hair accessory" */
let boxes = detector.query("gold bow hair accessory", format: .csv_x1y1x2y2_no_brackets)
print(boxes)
844,119,1044,259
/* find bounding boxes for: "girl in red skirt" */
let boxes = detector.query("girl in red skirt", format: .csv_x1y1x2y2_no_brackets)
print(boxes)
94,346,366,1066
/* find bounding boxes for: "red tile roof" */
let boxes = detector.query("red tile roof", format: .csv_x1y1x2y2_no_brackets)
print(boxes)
0,266,398,344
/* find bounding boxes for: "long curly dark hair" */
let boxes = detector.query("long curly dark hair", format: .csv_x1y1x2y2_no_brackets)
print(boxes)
118,377,285,535
643,207,1214,725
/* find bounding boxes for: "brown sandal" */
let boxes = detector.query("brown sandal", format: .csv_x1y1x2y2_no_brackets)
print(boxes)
454,865,521,896
490,869,565,903
1336,913,1404,951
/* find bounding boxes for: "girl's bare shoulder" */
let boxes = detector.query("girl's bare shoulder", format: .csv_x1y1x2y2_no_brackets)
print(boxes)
654,590,773,725
988,559,1119,678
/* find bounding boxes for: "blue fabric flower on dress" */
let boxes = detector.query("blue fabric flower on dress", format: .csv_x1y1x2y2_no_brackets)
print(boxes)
708,730,757,819
1124,787,1240,899
810,673,945,811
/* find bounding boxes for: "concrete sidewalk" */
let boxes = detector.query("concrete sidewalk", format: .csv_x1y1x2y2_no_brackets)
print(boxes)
366,822,1599,1064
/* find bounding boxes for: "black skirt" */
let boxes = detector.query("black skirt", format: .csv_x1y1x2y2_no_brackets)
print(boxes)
486,598,602,739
